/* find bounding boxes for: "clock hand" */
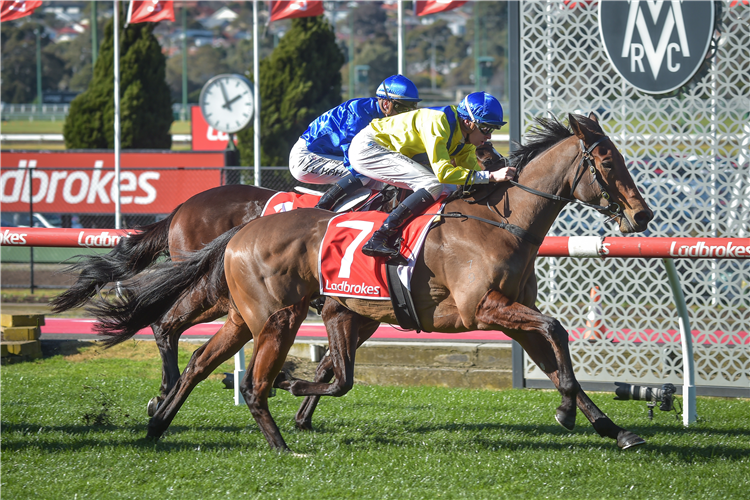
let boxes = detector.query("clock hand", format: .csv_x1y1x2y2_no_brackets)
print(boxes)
225,94,242,108
219,81,232,110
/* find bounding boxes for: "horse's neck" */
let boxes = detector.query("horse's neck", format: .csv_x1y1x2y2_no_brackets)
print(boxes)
494,138,580,239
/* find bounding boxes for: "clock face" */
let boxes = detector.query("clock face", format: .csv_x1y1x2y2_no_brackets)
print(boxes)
199,74,254,134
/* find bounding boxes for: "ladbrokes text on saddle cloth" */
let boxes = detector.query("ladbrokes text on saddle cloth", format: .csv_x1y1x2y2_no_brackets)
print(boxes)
318,200,446,300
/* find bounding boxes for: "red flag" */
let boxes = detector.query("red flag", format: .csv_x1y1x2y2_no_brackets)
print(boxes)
414,0,468,17
269,0,324,23
563,0,594,9
126,0,175,24
0,0,42,22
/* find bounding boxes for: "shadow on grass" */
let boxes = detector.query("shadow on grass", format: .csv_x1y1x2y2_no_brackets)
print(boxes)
3,418,749,459
41,340,97,358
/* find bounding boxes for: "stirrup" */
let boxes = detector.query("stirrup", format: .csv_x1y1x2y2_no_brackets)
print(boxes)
362,234,400,258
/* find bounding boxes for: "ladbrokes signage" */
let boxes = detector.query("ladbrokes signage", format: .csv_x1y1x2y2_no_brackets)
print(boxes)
599,1,716,94
1,151,224,213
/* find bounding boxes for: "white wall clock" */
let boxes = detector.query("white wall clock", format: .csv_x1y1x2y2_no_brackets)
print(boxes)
199,74,254,134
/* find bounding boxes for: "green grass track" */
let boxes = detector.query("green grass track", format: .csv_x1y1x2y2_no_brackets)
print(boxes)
2,342,748,499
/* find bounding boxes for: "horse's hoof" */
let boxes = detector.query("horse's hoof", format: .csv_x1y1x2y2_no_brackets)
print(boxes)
617,431,646,449
295,419,314,432
555,408,576,431
145,432,161,442
147,397,161,417
273,371,291,391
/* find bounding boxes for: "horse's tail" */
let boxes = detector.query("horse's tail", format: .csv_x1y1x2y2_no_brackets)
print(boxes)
50,209,177,314
89,224,245,348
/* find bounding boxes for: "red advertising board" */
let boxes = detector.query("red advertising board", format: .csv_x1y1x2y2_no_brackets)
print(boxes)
191,105,237,151
1,151,224,214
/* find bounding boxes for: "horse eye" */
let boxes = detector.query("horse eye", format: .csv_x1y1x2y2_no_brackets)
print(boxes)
601,161,614,170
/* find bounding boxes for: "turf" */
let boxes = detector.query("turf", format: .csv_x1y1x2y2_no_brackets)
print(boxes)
2,342,748,499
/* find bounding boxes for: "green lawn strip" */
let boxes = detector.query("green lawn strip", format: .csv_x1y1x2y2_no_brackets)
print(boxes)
1,120,192,135
2,342,748,499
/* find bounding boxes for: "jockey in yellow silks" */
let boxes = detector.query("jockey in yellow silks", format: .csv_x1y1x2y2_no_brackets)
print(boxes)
349,91,516,258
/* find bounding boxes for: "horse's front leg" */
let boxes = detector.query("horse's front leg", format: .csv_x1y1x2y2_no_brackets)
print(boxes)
293,301,380,431
475,290,578,430
287,300,378,398
512,331,645,449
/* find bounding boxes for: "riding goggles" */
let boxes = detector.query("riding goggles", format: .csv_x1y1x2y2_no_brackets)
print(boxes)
381,86,419,113
475,123,497,135
392,100,419,113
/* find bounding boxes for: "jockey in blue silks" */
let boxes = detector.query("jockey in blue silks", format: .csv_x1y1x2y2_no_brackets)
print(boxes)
348,91,516,258
288,75,421,211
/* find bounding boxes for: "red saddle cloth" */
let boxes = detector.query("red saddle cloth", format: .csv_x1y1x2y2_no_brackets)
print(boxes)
261,191,321,217
319,199,446,300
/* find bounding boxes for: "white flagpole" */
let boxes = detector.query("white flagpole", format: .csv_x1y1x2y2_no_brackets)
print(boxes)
397,0,404,75
113,0,122,229
235,0,262,406
253,0,261,187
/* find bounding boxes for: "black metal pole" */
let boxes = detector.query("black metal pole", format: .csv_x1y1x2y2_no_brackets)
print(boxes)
223,133,240,185
509,0,523,389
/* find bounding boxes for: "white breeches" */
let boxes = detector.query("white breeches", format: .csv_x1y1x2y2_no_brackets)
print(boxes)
349,128,456,201
288,137,351,184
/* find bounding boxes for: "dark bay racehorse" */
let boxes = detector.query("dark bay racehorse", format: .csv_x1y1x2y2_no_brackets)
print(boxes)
95,114,653,452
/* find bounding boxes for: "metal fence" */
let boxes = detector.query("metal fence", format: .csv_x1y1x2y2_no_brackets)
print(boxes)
1,103,70,122
519,1,749,395
1,103,196,122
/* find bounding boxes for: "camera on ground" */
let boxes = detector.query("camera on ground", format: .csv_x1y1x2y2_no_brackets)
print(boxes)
614,382,677,419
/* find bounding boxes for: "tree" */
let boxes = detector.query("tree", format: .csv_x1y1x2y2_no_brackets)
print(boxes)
63,11,173,149
237,16,344,168
166,45,230,103
1,21,66,103
46,27,95,92
348,34,398,97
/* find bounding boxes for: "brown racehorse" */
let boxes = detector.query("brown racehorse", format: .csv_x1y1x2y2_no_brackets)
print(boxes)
57,150,495,420
95,114,653,452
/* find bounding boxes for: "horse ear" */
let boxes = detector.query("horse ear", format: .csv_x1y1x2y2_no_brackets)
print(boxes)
568,113,586,140
588,112,599,124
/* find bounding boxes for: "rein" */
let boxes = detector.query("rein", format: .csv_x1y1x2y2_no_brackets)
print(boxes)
439,212,545,246
447,136,621,246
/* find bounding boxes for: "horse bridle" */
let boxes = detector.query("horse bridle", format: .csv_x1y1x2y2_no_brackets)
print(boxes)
508,136,622,218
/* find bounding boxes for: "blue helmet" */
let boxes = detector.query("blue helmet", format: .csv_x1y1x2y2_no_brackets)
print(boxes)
457,92,506,129
376,75,421,102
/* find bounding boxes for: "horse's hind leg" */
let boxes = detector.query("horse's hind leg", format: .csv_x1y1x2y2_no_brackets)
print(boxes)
476,290,578,430
147,308,251,439
239,299,309,452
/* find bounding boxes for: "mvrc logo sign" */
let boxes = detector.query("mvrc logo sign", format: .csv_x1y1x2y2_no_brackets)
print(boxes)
599,1,715,94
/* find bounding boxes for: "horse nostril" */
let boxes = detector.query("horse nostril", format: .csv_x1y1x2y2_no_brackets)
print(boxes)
634,209,653,227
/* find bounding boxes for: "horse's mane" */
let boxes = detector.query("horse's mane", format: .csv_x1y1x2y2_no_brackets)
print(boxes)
508,114,603,173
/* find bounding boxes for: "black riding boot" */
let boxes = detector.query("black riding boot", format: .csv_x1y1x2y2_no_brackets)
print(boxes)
315,174,364,211
362,188,435,258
